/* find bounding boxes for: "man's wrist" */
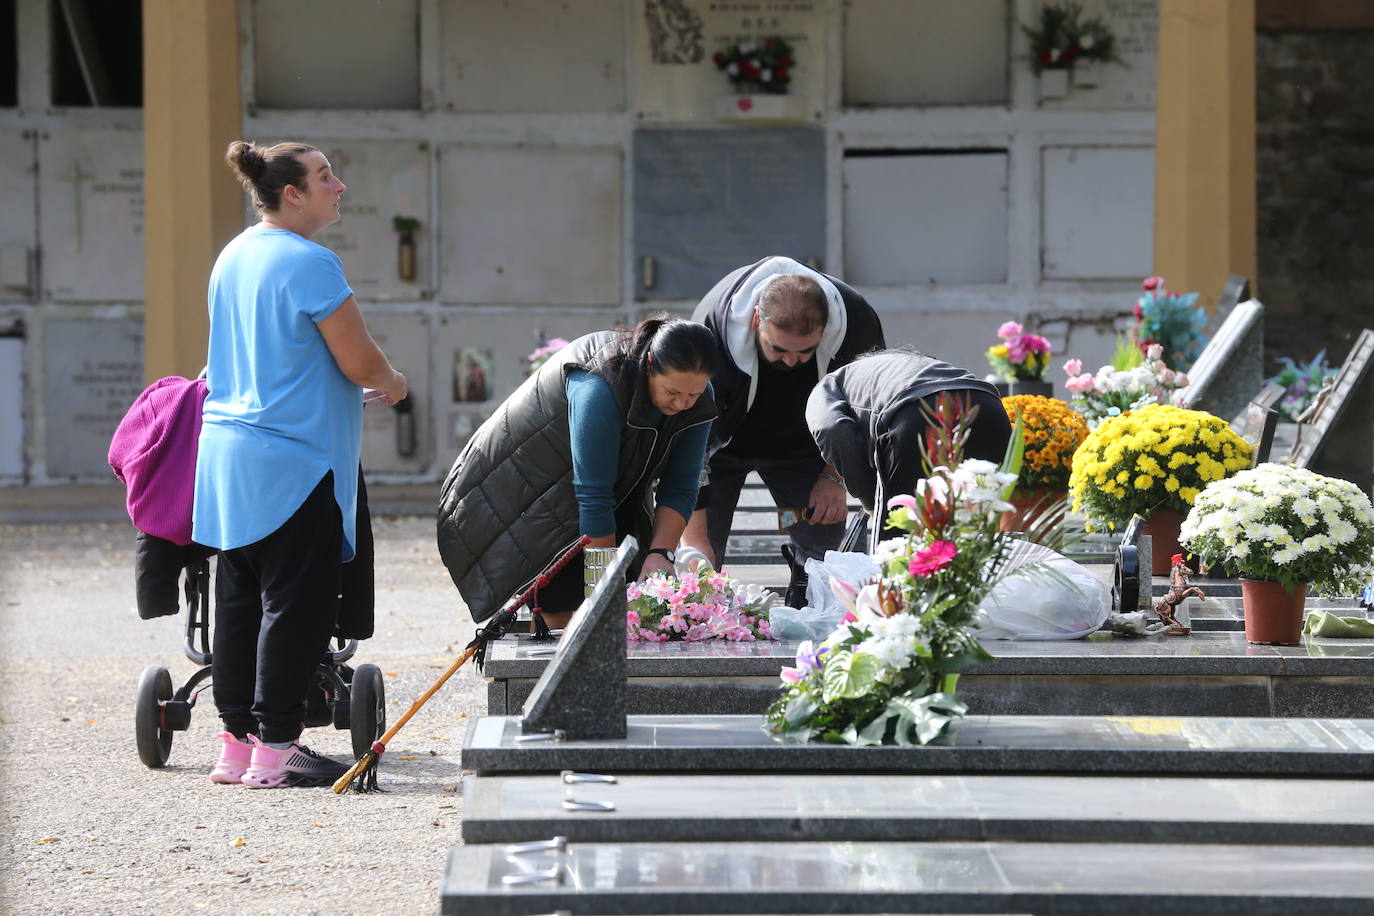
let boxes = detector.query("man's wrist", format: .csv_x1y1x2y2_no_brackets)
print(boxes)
646,546,676,563
819,470,843,487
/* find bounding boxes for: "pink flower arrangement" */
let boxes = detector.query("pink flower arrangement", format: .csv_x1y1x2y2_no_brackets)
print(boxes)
988,321,1052,382
626,567,775,643
1059,345,1190,428
526,337,570,376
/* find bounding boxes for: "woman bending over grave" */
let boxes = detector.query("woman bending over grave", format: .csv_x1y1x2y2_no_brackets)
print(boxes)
194,140,407,789
806,348,1010,549
438,318,718,630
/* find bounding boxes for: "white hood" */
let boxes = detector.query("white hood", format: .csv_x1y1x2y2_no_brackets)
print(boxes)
717,256,848,410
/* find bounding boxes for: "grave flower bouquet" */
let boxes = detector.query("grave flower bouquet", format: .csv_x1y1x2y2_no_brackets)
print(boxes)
987,321,1052,382
1069,403,1252,532
1062,343,1190,428
627,566,776,643
1001,395,1088,492
1134,276,1206,371
713,36,794,94
1267,350,1339,422
526,337,569,376
1181,464,1374,595
764,396,1026,746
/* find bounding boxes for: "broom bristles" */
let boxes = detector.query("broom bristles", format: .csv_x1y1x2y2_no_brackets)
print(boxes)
332,751,380,794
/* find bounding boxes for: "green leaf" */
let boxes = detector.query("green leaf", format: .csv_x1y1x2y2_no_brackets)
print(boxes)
855,712,895,746
822,652,881,703
783,693,820,729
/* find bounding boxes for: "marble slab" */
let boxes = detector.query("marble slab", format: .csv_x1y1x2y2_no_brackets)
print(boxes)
442,839,1374,915
486,631,1374,679
460,771,1374,845
462,713,1374,777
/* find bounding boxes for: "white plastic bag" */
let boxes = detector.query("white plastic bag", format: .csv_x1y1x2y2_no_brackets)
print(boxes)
768,551,880,641
972,542,1110,640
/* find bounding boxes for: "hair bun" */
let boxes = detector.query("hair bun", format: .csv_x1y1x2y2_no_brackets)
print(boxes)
225,140,265,182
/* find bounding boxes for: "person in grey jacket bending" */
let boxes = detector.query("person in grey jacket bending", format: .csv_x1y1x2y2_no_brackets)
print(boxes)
806,349,1010,549
438,319,717,629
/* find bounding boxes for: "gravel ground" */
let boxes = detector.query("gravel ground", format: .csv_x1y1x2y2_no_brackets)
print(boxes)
0,517,484,914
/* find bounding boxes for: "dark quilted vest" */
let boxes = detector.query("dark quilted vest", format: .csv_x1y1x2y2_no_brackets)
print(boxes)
437,331,717,621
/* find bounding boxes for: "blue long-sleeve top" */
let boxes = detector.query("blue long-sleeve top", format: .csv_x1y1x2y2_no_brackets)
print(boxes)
566,370,711,537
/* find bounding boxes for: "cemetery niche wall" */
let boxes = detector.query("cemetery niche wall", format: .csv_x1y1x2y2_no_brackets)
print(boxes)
4,0,1170,486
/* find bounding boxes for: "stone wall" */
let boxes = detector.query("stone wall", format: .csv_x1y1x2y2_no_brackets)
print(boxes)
1256,28,1374,369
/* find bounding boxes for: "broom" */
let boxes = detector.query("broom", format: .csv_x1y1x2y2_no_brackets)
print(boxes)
333,535,591,794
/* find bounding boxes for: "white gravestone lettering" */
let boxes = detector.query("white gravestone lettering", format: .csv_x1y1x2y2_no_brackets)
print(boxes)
44,319,143,479
39,130,144,302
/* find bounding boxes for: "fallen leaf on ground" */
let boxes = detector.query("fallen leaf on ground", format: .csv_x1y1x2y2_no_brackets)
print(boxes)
398,755,420,761
37,837,59,844
232,837,245,847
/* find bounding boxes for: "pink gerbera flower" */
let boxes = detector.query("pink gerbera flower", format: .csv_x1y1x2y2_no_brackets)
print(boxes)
908,540,957,578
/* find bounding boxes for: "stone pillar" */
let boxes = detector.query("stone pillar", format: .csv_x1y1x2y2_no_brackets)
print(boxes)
1153,0,1256,309
142,0,242,383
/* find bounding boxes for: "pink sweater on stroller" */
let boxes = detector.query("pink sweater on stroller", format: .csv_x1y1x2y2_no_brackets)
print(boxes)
108,376,208,546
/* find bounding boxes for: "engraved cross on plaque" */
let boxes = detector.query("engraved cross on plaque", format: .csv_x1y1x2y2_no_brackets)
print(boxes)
57,161,93,251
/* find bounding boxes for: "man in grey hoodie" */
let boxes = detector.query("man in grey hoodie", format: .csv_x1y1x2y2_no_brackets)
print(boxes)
680,256,885,597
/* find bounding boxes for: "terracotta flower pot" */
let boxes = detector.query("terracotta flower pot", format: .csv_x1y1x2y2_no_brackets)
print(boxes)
999,488,1064,532
1240,579,1307,646
1141,508,1189,576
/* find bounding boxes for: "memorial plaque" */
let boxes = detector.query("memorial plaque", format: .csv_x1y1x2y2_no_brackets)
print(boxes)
307,141,431,301
441,0,625,113
634,0,825,123
843,0,1009,107
43,319,143,479
1042,145,1154,280
1288,328,1374,495
38,130,144,302
253,0,419,109
439,147,622,306
0,129,36,302
359,312,432,477
0,337,23,478
1178,299,1264,419
1044,0,1158,110
634,128,824,300
844,151,1008,285
520,538,633,740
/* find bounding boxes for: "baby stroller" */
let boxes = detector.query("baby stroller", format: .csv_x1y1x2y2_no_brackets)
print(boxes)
112,376,385,770
134,542,386,769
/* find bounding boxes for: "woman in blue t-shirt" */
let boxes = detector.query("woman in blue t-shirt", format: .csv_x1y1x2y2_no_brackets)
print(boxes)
195,140,406,789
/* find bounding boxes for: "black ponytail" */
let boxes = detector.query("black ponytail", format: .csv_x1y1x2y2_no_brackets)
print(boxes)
614,316,716,382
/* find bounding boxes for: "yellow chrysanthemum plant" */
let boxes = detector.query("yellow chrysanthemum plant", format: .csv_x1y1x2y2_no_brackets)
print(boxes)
1001,395,1089,492
1068,403,1252,532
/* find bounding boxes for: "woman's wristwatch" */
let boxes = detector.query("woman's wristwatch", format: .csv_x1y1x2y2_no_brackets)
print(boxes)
646,547,675,563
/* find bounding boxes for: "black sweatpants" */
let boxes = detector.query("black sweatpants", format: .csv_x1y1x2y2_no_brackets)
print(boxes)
875,390,1012,542
212,472,342,744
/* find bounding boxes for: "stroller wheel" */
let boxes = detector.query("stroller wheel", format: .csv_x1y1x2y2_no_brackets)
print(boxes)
135,666,175,768
349,663,386,761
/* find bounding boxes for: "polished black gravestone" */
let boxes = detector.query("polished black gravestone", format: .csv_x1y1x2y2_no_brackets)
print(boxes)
442,838,1374,915
464,712,1374,777
519,537,634,740
460,770,1374,845
486,630,1374,719
1288,327,1374,496
1178,297,1264,423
